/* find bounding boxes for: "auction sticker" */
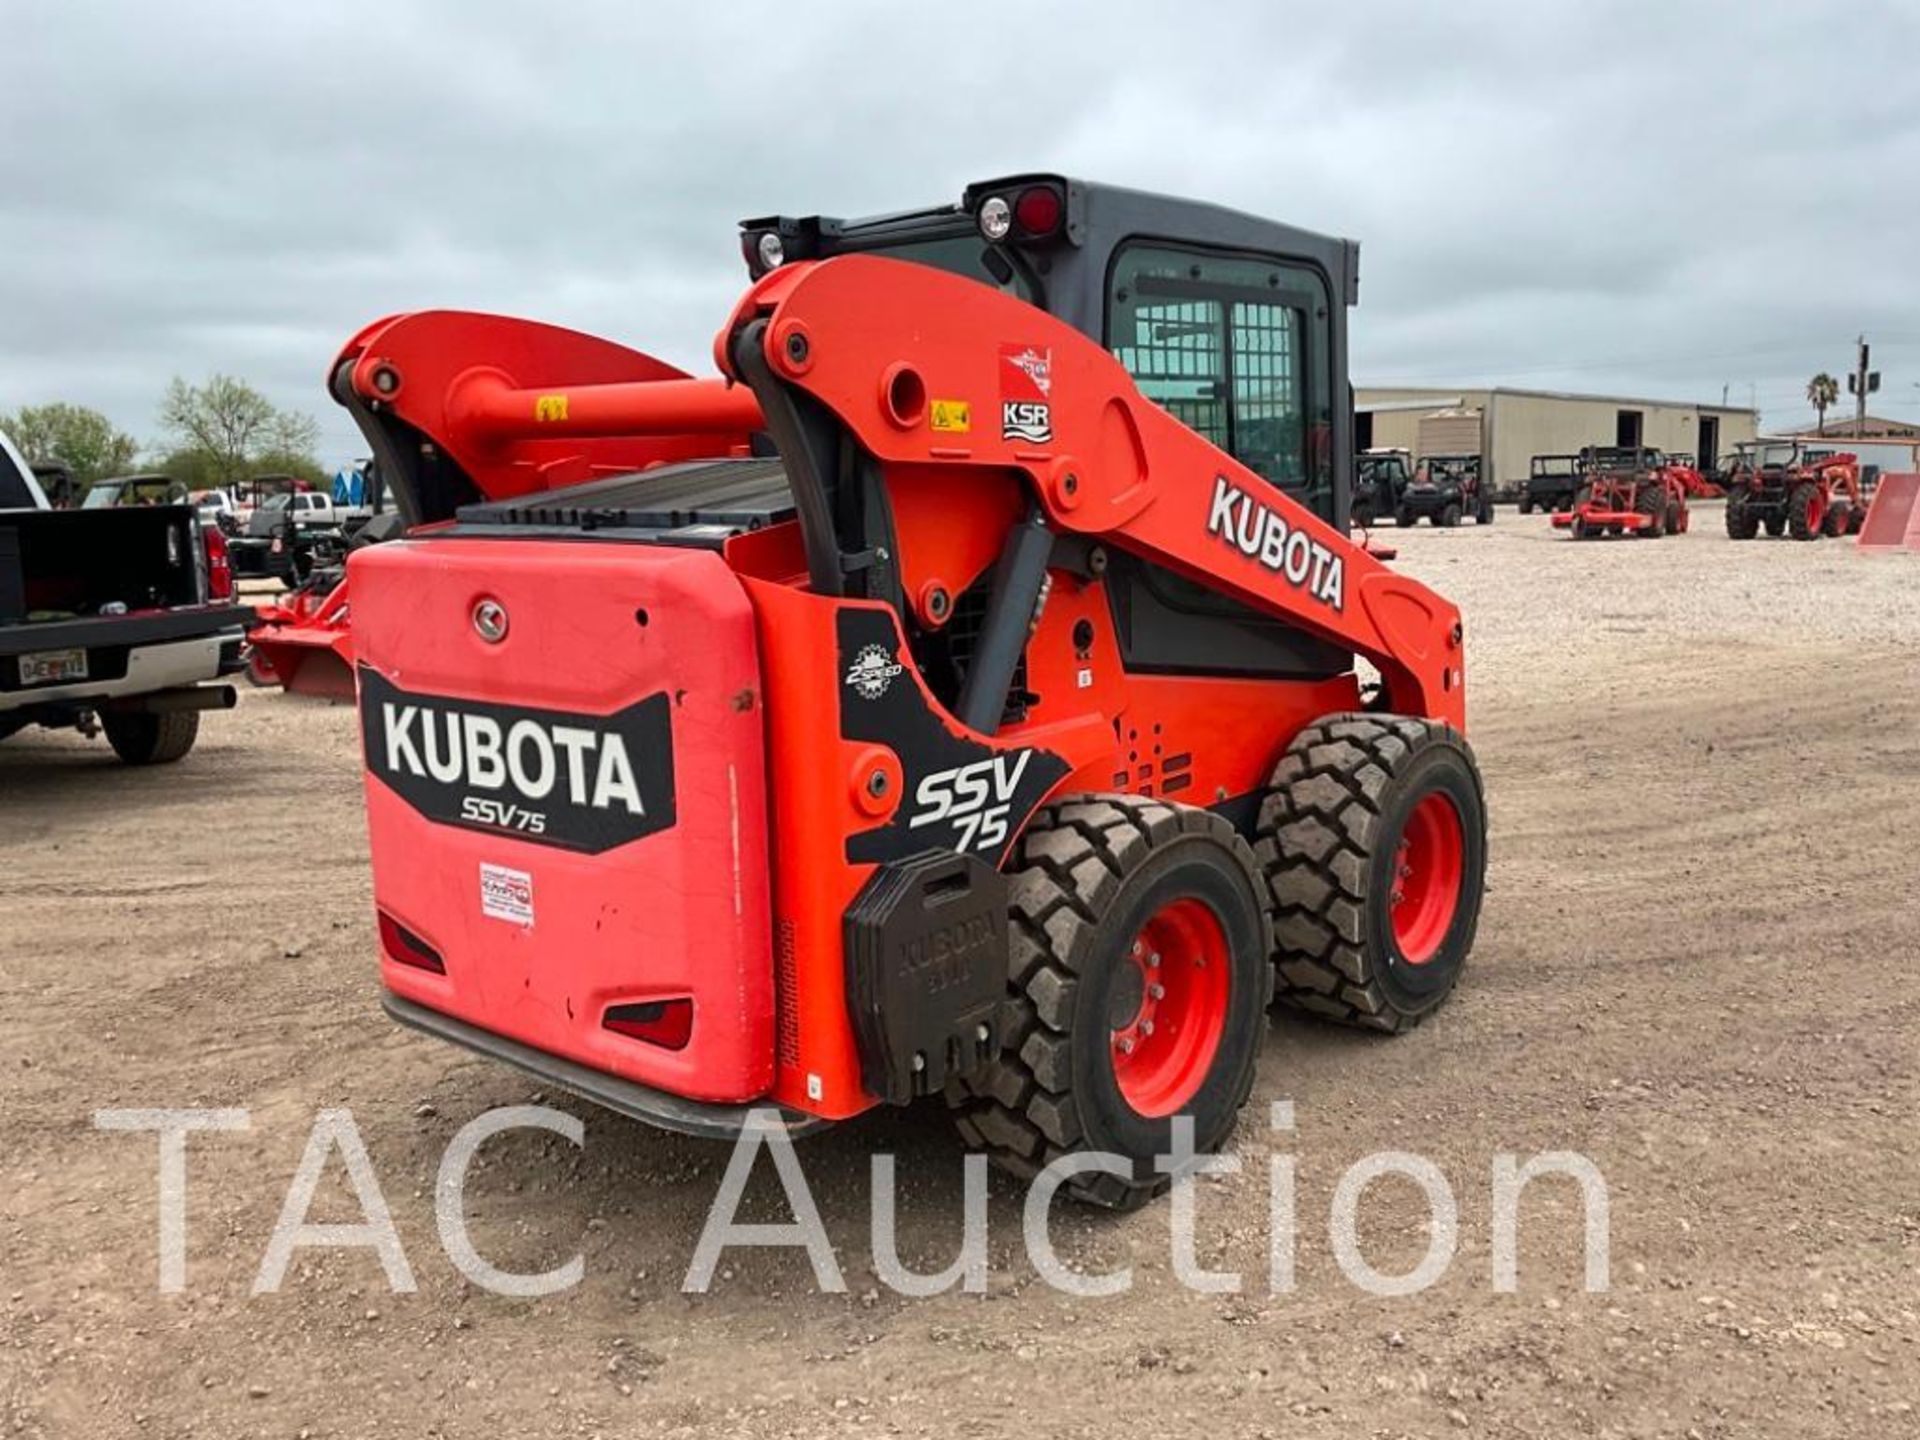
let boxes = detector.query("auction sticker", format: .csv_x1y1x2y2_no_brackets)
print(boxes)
479,862,535,927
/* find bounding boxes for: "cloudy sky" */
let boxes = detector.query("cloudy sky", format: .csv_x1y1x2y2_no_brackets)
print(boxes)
4,1,1918,464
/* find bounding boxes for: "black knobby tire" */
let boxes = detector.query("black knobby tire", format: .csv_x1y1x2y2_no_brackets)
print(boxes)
1255,715,1487,1032
1635,483,1666,538
946,795,1271,1210
102,710,200,765
1439,502,1462,528
1518,496,1535,516
1395,506,1416,528
1787,481,1823,541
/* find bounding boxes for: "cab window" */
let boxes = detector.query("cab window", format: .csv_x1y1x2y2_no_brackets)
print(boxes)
1107,243,1335,521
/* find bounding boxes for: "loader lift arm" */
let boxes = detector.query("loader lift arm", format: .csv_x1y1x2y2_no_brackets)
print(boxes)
334,258,1463,731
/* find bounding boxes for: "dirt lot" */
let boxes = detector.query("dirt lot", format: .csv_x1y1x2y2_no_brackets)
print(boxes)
3,508,1917,1439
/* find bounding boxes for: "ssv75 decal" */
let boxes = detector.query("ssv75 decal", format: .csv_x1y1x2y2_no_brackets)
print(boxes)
358,668,676,853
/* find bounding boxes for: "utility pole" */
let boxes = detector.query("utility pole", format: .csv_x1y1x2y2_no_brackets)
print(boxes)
1846,334,1879,436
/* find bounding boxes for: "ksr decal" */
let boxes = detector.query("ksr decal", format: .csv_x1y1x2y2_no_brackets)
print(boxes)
999,343,1052,444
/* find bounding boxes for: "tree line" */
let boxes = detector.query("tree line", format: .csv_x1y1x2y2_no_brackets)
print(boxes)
1,376,326,493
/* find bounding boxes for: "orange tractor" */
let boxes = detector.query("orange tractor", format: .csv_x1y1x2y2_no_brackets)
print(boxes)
1551,447,1691,540
1724,442,1867,540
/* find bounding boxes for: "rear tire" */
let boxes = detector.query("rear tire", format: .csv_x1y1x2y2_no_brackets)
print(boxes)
1635,484,1666,537
1255,716,1487,1032
947,795,1271,1210
1788,481,1823,541
102,710,200,766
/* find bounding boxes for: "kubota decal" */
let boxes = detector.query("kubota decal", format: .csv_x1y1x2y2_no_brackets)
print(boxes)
358,667,675,853
1207,476,1346,612
999,343,1053,444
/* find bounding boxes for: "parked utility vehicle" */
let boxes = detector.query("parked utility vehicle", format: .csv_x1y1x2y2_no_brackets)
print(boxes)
1397,454,1492,526
1518,454,1581,514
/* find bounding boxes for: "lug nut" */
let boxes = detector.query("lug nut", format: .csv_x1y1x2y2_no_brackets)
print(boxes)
1148,983,1165,1000
1116,1037,1134,1055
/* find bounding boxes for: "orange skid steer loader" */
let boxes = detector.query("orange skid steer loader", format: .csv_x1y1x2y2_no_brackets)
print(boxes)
336,176,1488,1208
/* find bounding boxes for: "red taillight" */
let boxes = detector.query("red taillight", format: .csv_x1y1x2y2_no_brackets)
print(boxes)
604,999,693,1051
1014,185,1063,237
378,911,445,974
203,525,234,601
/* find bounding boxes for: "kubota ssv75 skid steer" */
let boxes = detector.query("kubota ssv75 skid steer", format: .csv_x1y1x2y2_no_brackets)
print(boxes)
337,176,1487,1208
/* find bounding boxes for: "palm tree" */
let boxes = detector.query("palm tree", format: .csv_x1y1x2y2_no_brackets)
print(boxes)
1806,372,1840,434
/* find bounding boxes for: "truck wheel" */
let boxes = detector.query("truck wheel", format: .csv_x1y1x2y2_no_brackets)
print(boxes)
1255,715,1487,1032
1788,482,1824,541
102,710,200,765
1439,503,1462,528
946,795,1271,1211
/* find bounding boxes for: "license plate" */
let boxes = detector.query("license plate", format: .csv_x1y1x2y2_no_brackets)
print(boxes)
18,648,89,686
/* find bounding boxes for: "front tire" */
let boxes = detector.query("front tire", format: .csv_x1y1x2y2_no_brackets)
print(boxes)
1788,481,1824,541
1255,716,1487,1032
947,796,1271,1210
102,710,200,765
1439,502,1462,528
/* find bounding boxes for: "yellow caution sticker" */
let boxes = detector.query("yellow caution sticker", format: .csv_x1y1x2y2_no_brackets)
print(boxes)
930,398,971,434
533,394,569,423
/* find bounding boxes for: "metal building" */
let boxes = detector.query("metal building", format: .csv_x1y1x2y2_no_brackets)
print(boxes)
1354,386,1759,492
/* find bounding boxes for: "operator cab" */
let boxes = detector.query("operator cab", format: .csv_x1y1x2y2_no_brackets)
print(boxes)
740,174,1359,529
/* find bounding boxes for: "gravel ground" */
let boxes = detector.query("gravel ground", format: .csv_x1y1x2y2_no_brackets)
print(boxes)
2,507,1917,1439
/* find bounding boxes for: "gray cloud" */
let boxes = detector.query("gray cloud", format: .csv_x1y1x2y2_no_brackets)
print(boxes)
4,0,1917,464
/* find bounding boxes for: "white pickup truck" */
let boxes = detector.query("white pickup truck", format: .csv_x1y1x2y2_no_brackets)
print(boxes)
1,430,250,764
